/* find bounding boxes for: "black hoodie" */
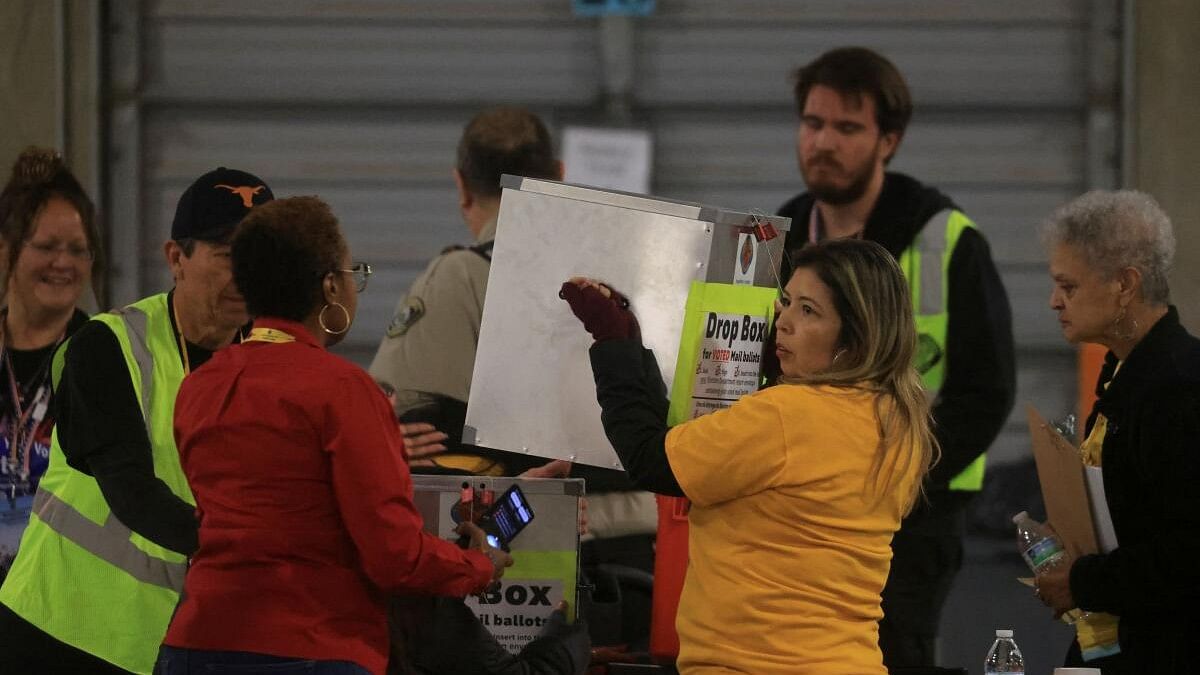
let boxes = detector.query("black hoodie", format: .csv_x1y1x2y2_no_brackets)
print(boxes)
581,174,1017,520
778,172,1016,524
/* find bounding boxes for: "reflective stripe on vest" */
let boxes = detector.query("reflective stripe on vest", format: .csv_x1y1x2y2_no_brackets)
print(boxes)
32,489,186,590
898,209,987,491
918,211,949,315
119,304,156,419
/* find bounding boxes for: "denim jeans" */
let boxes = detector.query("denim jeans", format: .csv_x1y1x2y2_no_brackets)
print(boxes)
156,645,371,674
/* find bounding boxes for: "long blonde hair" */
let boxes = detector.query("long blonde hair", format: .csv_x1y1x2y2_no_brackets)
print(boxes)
781,239,938,514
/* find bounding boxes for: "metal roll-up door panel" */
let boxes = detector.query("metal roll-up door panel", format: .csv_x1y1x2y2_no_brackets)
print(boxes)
123,0,1100,456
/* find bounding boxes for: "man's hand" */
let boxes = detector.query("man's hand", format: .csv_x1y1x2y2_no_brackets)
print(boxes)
398,422,448,461
519,459,572,479
539,600,592,670
516,461,589,536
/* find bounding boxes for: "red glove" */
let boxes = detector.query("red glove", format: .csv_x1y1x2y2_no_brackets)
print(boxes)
559,280,640,342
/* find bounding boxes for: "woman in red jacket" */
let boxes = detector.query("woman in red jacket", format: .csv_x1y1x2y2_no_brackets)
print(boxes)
159,196,509,675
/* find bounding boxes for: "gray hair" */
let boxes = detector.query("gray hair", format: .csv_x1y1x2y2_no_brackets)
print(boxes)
1042,190,1175,305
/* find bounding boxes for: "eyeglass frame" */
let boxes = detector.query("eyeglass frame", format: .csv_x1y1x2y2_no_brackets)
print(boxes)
23,239,96,262
333,262,372,292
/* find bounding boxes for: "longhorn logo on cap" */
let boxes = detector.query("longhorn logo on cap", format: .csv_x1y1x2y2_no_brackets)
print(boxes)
215,184,266,208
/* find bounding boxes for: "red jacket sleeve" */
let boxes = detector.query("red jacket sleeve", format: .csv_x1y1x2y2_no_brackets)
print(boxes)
324,369,492,596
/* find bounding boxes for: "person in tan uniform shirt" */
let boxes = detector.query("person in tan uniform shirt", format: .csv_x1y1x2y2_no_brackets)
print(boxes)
372,220,495,466
370,106,561,475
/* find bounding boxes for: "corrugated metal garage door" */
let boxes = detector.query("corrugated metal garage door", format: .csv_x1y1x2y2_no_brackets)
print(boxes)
106,0,1118,464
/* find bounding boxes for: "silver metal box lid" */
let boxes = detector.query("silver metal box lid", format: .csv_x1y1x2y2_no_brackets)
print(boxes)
465,176,788,468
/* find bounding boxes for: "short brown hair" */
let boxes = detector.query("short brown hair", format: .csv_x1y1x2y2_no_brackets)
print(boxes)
232,196,346,321
0,147,103,300
793,47,913,140
456,106,558,198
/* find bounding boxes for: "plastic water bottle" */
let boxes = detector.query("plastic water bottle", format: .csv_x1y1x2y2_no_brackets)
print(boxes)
984,629,1025,674
1013,511,1067,572
1013,511,1084,623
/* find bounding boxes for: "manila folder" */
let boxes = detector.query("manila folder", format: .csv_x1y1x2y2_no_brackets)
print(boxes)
1027,405,1099,560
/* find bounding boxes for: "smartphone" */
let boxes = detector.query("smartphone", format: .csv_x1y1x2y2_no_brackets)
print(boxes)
477,484,536,551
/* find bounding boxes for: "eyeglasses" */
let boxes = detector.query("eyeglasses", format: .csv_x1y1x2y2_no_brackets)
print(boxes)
25,240,95,262
336,262,372,292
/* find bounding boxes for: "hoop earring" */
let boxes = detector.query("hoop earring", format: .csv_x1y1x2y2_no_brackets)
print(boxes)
1110,307,1137,342
831,348,847,367
319,302,351,336
1115,315,1138,342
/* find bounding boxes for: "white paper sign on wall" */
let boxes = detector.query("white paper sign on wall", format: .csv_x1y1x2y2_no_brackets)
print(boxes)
561,126,653,195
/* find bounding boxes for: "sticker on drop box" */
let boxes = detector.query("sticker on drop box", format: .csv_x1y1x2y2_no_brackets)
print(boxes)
667,283,777,426
733,232,757,286
464,578,564,654
689,312,768,419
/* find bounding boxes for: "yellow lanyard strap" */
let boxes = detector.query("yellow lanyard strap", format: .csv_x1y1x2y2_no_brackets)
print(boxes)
244,327,296,344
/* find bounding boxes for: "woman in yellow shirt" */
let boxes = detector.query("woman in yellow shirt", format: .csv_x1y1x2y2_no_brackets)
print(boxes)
561,238,937,674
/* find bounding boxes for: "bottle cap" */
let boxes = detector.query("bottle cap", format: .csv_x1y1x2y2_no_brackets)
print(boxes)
996,629,1014,638
1011,511,1029,524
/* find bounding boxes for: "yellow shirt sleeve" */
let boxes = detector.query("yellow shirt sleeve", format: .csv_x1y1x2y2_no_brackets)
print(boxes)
665,388,789,508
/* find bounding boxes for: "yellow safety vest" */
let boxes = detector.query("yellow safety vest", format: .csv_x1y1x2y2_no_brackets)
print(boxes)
0,293,193,674
897,210,986,491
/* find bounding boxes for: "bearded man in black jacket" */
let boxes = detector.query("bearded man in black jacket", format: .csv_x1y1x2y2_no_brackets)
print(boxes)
776,47,1017,669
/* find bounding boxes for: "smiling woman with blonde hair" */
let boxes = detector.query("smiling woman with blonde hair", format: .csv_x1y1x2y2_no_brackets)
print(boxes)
561,237,936,675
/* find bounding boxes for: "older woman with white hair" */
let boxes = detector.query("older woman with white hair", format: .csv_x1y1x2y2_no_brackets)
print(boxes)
1036,190,1200,675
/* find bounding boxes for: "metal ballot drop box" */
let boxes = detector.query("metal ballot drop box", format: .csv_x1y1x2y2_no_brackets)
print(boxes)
464,176,790,469
411,475,583,654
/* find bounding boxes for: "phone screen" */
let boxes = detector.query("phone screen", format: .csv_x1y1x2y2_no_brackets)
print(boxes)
483,484,535,549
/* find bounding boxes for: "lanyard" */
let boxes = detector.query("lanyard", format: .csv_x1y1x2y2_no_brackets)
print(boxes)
244,327,296,344
3,359,49,479
0,316,61,480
